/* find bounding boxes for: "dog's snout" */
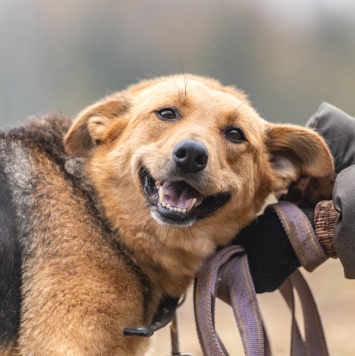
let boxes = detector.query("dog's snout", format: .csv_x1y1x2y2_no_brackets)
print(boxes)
173,139,208,173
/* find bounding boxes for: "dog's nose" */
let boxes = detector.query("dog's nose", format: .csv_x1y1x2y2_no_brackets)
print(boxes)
173,139,208,173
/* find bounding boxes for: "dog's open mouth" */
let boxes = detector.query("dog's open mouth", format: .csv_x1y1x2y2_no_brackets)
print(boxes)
139,168,230,225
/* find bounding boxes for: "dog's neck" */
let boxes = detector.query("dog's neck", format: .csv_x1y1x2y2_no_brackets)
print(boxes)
115,222,215,298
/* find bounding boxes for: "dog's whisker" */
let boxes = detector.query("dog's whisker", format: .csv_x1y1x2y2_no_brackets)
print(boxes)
236,100,247,111
177,55,187,99
172,75,184,103
230,100,248,121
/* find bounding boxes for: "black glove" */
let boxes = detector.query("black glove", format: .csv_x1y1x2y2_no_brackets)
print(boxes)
233,208,300,293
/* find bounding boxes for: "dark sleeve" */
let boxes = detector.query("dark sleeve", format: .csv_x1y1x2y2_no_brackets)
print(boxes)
332,165,355,279
233,209,300,293
306,102,355,173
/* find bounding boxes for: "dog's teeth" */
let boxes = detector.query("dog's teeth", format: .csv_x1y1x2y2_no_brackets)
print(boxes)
160,201,186,214
158,186,164,204
187,198,197,212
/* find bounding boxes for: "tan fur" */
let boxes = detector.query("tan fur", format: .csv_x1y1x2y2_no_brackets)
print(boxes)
14,75,333,355
15,147,148,355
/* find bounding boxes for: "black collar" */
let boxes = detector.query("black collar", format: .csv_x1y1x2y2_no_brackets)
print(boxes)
123,295,180,337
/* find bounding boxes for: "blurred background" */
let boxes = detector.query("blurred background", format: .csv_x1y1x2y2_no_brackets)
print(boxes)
1,0,355,354
1,0,355,125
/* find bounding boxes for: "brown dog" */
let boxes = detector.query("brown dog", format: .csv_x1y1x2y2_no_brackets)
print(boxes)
0,74,333,355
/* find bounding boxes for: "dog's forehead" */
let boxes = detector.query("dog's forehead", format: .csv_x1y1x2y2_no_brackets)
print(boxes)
128,77,267,148
136,77,253,115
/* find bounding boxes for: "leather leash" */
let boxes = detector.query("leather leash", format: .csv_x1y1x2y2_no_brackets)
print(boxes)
194,245,264,356
194,201,329,356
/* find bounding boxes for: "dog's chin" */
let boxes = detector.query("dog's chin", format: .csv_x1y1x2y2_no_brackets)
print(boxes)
139,167,230,227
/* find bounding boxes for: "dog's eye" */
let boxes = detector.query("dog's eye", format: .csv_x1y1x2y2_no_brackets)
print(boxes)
225,127,246,143
156,108,177,121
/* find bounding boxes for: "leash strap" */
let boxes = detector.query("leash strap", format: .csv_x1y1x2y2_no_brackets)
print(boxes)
279,271,329,356
279,278,306,356
271,201,328,272
194,246,264,356
194,201,329,356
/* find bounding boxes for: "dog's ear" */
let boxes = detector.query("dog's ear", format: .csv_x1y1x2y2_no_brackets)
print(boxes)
266,124,334,191
64,96,129,156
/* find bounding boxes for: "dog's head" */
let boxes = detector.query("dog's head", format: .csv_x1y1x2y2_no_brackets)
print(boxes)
64,75,333,250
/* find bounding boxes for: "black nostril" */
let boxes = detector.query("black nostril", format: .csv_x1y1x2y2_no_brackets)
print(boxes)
172,139,209,173
175,148,187,160
196,152,208,166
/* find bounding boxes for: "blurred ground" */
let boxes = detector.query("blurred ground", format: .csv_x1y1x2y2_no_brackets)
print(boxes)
151,259,355,355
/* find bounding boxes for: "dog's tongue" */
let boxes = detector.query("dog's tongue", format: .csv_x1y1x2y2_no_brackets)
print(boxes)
162,181,203,210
